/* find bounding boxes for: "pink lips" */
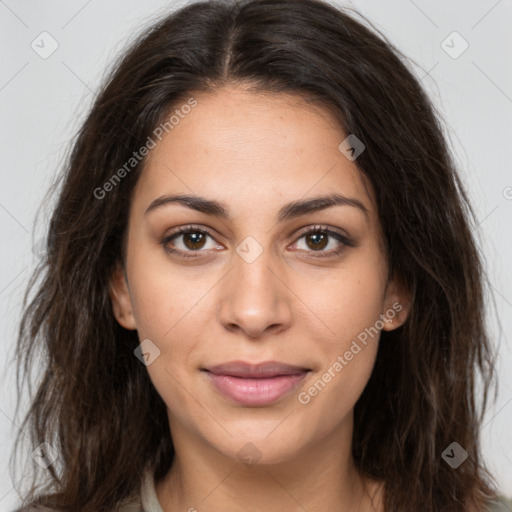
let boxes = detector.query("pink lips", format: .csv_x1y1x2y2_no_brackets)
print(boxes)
203,361,310,406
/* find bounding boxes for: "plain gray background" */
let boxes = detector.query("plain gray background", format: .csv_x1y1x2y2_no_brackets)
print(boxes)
1,0,511,509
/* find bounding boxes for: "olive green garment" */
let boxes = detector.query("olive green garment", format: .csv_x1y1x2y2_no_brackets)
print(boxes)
12,470,512,511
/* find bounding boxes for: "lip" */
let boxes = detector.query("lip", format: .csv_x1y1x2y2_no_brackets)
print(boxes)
202,360,311,406
204,360,311,378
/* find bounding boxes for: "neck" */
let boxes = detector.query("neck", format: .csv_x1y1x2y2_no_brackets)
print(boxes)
155,412,384,512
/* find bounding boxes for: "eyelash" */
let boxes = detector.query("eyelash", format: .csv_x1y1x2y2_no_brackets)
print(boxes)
161,224,355,260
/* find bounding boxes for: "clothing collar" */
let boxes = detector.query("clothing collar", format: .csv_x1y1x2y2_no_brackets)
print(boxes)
140,467,165,512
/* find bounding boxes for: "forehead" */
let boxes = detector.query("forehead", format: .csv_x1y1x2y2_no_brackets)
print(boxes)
134,85,377,222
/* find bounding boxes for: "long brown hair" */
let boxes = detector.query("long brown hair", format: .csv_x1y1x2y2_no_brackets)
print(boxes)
12,0,499,510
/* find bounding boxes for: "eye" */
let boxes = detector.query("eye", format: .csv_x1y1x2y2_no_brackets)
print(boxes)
291,225,354,258
161,225,221,259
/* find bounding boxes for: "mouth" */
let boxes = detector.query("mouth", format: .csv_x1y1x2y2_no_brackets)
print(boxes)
201,360,311,406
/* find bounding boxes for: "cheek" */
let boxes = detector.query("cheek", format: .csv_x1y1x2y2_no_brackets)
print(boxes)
293,255,387,344
126,250,210,376
130,274,204,426
297,297,382,423
126,250,208,343
291,250,385,406
299,343,378,435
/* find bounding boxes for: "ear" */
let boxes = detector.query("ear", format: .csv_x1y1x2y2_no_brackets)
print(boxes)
108,263,137,330
381,274,411,332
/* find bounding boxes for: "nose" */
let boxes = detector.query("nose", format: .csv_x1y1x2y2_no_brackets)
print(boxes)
217,246,293,339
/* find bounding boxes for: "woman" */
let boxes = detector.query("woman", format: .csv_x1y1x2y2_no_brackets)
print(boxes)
11,0,508,510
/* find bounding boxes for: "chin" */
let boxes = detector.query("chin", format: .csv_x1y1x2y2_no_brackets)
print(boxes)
209,428,310,467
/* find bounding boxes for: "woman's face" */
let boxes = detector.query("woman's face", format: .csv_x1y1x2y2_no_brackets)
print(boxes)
110,85,408,465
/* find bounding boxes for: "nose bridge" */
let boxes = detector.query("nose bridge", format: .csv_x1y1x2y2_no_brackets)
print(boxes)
217,236,292,337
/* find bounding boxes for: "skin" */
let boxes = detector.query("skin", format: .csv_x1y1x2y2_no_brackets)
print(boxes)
109,84,410,512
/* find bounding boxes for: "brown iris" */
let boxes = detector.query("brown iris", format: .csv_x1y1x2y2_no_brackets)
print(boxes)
183,231,207,250
305,232,328,250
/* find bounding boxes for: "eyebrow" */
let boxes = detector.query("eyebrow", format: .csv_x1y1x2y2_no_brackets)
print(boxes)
144,193,369,222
